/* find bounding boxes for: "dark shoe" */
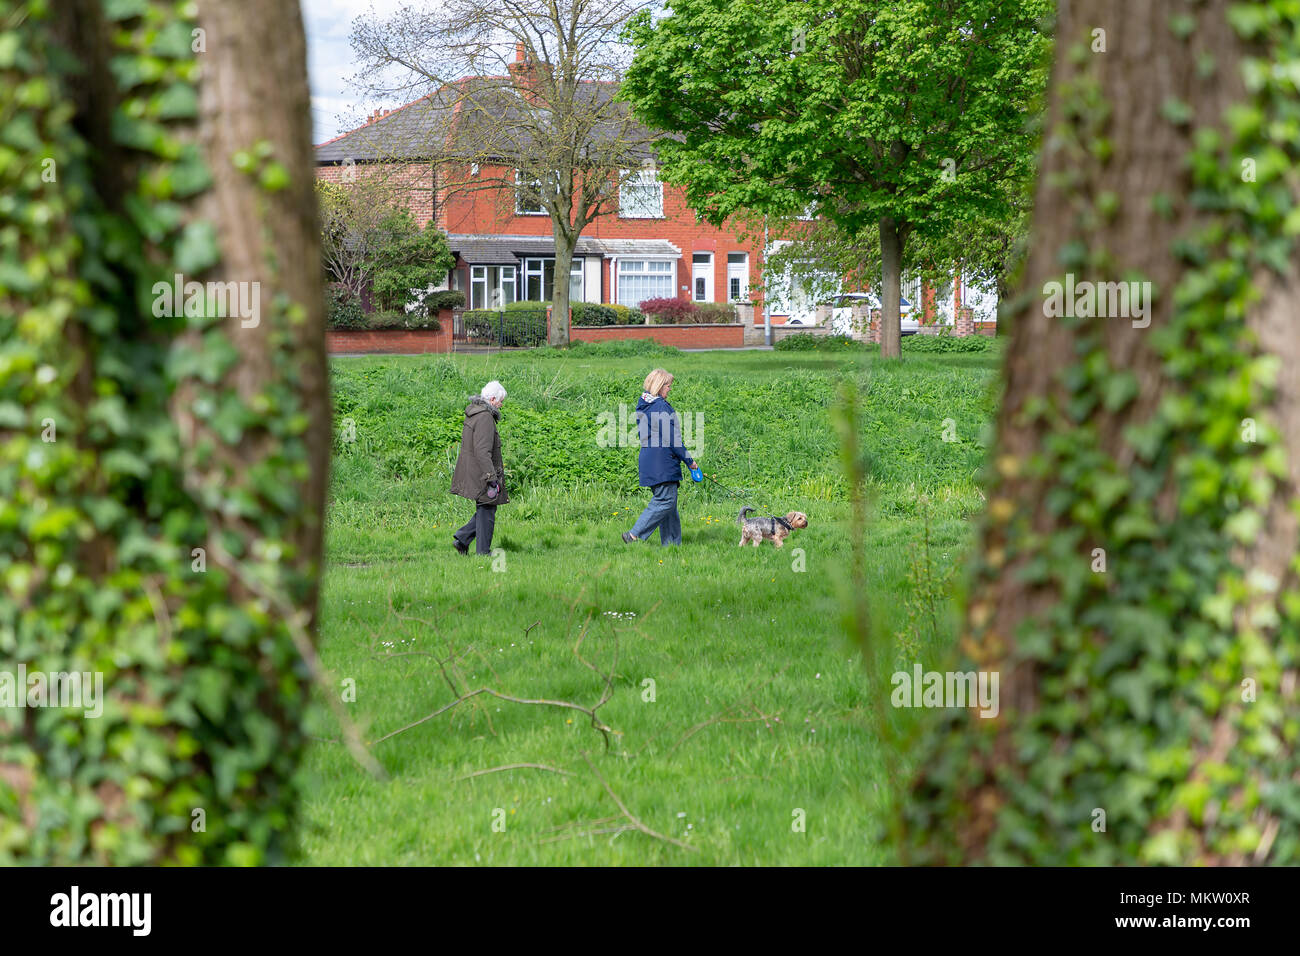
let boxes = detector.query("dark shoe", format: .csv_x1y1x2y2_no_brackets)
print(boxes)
453,538,469,555
622,532,637,543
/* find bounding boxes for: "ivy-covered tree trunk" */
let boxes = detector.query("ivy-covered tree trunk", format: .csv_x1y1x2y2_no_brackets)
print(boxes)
901,0,1300,864
0,0,328,864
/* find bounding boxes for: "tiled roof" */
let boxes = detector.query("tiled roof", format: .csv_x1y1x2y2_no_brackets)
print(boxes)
447,234,681,263
316,77,658,165
315,84,463,162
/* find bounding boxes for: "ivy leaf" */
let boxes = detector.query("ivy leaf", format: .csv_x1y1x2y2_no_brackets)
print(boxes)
174,221,221,275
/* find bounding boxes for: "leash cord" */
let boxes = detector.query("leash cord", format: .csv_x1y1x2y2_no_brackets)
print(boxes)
699,472,785,519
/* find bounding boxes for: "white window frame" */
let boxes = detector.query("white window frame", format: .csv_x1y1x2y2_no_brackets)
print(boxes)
727,252,749,302
470,265,517,310
519,257,583,302
569,258,585,303
521,257,553,301
619,167,664,219
515,169,550,216
691,252,714,302
616,258,675,307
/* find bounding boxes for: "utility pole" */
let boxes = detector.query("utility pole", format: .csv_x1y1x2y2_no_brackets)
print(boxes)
762,215,772,346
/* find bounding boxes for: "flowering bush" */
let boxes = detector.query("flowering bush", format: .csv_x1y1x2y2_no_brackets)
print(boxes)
639,296,699,324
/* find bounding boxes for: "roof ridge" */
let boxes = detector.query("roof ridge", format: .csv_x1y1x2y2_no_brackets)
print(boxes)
316,75,626,148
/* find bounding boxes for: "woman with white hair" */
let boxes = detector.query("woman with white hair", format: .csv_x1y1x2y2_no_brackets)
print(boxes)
450,380,508,555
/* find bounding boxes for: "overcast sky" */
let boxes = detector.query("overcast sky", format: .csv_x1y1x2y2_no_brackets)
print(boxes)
303,0,407,143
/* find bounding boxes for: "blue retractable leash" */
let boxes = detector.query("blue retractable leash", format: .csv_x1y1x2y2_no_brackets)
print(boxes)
696,470,783,518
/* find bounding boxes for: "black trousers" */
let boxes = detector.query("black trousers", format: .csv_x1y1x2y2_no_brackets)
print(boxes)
454,503,497,555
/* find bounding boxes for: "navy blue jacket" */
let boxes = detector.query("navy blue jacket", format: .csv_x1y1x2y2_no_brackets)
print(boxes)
636,395,694,487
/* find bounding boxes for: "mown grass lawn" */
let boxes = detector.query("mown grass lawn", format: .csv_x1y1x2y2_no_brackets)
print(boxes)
299,344,999,864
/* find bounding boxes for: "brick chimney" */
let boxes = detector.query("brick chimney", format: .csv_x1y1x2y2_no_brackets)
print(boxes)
507,41,552,102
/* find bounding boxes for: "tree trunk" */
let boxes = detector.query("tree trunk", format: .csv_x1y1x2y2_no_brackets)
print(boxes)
2,0,330,864
550,220,575,347
188,0,331,613
878,216,903,359
901,0,1300,865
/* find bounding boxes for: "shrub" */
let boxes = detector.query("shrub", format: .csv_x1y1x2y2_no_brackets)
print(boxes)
366,310,441,331
901,332,996,352
640,296,699,324
774,332,873,352
774,332,823,351
534,339,683,358
608,304,647,325
325,283,366,330
461,307,546,346
422,289,465,313
365,210,454,312
695,302,738,324
461,310,495,342
572,302,620,326
502,309,547,347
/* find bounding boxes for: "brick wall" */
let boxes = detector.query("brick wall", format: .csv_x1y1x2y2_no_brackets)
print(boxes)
570,324,744,348
326,318,744,352
326,312,453,354
316,161,436,226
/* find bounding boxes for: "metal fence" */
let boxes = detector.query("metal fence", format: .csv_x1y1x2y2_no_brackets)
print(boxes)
451,308,548,351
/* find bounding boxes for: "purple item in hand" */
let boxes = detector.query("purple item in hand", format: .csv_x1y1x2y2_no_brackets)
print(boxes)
486,480,499,499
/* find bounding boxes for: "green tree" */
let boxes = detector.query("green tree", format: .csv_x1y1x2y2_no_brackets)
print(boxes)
763,180,1030,328
364,208,454,313
622,0,1051,357
317,177,407,299
902,0,1300,864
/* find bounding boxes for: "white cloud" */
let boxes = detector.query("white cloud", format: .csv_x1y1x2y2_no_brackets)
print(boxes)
302,0,416,141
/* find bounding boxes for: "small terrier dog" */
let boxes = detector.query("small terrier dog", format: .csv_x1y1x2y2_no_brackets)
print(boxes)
737,506,808,548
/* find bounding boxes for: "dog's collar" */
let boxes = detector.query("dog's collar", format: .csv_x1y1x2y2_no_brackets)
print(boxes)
771,516,792,533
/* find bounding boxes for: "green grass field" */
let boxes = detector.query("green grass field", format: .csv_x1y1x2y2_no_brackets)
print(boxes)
300,344,999,864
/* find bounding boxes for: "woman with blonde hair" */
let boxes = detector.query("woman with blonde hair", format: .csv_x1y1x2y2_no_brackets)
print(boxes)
622,368,700,546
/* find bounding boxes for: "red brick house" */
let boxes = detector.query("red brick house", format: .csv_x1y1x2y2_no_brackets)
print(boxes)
315,47,814,330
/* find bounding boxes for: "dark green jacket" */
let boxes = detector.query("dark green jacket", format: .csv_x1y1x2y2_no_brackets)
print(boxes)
450,397,508,505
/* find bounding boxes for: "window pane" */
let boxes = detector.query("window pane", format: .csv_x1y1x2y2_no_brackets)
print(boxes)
570,259,584,303
619,169,662,218
516,170,546,214
617,259,674,307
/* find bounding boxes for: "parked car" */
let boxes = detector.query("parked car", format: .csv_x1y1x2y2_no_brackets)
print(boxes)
828,292,919,336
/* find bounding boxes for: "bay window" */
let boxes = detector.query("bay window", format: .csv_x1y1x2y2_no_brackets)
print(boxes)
521,257,584,302
617,259,674,307
469,265,517,310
